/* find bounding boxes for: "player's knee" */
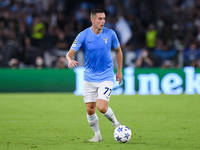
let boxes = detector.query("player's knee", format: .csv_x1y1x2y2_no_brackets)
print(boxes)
87,107,95,115
97,105,107,114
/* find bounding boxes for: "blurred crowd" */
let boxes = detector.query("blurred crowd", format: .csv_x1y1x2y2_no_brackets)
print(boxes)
0,0,200,69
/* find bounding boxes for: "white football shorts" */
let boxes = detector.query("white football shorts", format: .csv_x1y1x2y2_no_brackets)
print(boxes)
83,80,113,103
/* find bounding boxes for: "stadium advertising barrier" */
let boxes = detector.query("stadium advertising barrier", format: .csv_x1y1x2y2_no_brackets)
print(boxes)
0,69,75,92
0,67,200,95
74,67,200,95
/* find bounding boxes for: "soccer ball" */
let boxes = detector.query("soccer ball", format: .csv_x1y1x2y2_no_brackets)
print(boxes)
114,125,132,143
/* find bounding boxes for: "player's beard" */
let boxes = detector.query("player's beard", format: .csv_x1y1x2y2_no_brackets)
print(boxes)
98,28,102,32
100,24,104,29
98,24,104,32
96,26,103,34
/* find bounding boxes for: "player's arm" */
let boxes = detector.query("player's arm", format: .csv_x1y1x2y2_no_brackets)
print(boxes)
66,49,79,68
115,46,123,84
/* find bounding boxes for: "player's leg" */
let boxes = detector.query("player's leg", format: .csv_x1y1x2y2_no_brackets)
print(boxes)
86,102,96,115
86,102,101,138
97,81,121,128
83,81,102,142
97,99,120,128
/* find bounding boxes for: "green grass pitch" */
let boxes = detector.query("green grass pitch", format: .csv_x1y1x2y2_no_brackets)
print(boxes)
0,93,200,150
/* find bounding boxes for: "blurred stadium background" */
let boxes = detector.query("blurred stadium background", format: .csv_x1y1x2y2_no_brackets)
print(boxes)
0,0,200,94
1,0,200,68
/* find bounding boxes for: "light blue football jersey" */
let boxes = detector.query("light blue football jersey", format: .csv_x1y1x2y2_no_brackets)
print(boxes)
70,27,120,82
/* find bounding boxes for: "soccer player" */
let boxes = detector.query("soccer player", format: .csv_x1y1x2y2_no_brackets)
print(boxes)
66,9,123,142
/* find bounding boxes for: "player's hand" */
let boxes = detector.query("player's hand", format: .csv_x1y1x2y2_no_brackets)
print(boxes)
116,71,123,84
68,60,79,68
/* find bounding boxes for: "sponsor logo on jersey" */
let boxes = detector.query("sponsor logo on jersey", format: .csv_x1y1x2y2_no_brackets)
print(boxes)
72,39,77,47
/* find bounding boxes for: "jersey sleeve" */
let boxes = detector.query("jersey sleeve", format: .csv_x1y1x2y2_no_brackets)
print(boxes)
70,31,85,52
111,30,120,49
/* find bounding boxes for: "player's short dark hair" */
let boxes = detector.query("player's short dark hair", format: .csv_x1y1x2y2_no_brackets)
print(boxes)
91,9,105,17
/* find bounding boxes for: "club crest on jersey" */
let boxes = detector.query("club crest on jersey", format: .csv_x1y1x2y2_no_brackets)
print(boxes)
103,38,108,44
